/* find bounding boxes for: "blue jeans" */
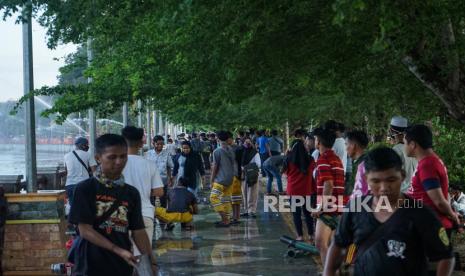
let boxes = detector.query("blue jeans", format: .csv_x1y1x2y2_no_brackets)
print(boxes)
259,153,270,177
263,164,283,193
66,185,77,207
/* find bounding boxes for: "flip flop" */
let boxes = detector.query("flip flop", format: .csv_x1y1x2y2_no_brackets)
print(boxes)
214,222,230,228
230,220,241,225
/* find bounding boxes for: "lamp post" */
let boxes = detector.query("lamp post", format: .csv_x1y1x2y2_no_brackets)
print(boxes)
22,1,37,192
87,38,96,156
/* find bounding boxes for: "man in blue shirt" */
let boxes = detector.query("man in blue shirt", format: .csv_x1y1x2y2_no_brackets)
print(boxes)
256,130,271,177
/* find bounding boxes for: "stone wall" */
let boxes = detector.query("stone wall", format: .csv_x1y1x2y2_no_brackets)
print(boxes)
3,222,67,272
2,193,67,275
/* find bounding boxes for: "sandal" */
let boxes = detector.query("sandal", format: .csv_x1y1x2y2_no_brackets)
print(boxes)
165,223,175,231
214,222,230,228
182,225,194,231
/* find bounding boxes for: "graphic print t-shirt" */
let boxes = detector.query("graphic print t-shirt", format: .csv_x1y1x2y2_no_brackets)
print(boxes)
69,177,145,276
334,196,452,276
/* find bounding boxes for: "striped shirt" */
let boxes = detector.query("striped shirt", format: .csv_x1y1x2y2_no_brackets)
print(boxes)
316,149,345,197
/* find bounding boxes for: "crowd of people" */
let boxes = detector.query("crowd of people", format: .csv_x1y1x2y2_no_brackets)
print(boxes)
62,117,465,275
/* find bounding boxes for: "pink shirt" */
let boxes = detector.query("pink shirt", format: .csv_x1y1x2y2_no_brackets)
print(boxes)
350,161,370,199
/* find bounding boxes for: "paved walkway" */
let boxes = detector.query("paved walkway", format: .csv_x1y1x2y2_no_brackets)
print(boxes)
153,182,319,276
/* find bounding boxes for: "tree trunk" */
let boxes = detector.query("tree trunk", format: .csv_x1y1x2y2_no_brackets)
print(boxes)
402,20,465,124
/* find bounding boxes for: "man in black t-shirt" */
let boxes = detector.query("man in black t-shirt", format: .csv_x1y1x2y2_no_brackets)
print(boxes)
69,134,157,276
324,147,454,276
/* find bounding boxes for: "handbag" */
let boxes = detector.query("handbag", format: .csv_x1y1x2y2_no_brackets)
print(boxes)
244,162,259,187
68,185,123,275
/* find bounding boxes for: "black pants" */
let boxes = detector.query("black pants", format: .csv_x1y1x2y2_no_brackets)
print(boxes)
292,205,314,237
159,185,169,208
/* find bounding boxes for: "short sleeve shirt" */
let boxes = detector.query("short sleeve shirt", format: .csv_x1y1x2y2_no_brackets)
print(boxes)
316,150,345,196
167,187,196,213
268,136,283,152
229,144,240,177
257,136,269,154
69,178,145,276
335,196,452,276
393,144,418,192
64,149,97,186
123,155,163,218
213,147,235,186
332,138,348,173
146,149,174,180
407,154,452,229
316,149,346,212
350,158,370,199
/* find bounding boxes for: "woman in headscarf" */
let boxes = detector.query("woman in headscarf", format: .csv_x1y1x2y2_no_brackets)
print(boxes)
236,137,261,218
173,141,205,198
285,128,316,242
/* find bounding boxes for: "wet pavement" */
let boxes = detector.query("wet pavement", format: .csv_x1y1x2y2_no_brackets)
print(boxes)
153,184,319,276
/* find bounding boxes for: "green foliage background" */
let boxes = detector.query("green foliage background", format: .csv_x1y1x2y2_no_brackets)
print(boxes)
2,0,465,181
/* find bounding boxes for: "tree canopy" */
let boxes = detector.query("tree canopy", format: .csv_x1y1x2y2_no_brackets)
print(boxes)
2,0,465,132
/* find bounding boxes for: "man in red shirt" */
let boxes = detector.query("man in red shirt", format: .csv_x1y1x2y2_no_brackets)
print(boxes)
405,124,459,237
312,128,345,266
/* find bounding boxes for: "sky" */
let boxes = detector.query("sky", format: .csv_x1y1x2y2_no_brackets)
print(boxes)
0,15,76,102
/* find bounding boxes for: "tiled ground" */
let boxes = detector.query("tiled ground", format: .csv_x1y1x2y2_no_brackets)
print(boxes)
153,180,318,276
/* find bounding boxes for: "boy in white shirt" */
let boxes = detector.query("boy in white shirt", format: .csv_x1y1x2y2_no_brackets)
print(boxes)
122,126,164,246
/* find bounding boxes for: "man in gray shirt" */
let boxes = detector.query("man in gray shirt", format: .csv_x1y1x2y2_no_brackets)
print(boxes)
210,131,235,227
263,155,286,195
269,130,284,156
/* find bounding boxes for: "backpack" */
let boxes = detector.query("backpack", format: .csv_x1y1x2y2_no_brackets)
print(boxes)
243,162,259,187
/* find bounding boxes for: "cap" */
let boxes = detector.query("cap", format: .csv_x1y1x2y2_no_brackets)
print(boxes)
74,137,89,146
390,116,408,128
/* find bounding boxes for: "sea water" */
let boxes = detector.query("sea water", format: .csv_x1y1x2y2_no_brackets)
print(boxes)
0,144,74,176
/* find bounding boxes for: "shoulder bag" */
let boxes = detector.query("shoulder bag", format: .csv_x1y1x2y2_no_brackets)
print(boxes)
72,151,93,177
341,208,404,275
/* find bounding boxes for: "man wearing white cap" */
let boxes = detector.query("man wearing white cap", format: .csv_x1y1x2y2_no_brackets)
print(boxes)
389,116,418,192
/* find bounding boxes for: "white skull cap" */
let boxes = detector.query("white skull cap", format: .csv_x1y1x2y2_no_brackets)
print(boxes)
390,116,408,128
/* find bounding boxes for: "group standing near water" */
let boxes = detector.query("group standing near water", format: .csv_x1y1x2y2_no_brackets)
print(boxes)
62,116,464,275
